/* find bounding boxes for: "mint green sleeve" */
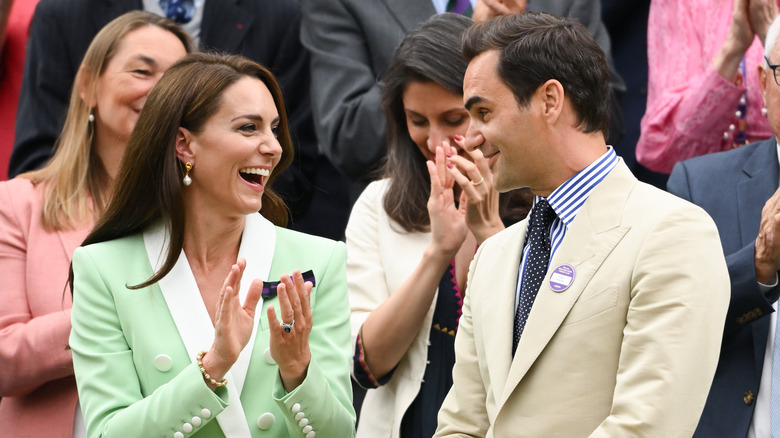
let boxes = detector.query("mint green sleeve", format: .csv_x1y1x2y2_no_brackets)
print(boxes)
272,241,356,437
70,247,229,438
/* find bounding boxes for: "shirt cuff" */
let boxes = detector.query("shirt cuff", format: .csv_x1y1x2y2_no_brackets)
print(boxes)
758,272,779,295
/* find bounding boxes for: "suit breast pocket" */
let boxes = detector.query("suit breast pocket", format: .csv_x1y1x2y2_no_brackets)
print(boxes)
561,285,618,326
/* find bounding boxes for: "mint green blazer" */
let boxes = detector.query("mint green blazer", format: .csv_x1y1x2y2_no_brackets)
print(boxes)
69,214,355,438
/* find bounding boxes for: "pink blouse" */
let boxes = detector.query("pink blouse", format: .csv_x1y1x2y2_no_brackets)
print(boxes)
0,178,91,437
637,0,774,174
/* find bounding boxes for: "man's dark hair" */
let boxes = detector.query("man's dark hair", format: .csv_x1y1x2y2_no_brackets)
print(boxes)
463,12,610,136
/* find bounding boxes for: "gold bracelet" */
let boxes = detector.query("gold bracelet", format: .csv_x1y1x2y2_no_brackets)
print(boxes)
196,350,227,388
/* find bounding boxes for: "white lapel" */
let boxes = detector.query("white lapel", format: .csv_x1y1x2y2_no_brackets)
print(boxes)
143,213,276,437
233,213,276,392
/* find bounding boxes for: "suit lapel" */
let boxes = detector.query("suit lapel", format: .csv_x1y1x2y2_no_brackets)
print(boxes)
497,161,634,410
56,226,89,263
233,213,275,391
56,225,90,300
479,223,527,402
143,213,275,437
736,139,780,376
378,0,436,33
737,138,779,248
200,0,252,52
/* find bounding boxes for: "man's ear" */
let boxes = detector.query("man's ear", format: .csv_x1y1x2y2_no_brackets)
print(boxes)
759,64,769,102
538,79,565,125
175,127,195,164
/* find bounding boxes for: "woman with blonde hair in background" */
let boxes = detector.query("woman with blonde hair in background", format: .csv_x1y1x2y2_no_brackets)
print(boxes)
0,11,191,437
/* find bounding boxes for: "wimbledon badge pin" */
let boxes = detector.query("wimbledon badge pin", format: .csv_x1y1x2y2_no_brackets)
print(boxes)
549,264,575,292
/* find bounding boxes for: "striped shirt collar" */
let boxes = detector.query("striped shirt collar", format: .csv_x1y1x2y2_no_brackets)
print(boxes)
533,147,619,227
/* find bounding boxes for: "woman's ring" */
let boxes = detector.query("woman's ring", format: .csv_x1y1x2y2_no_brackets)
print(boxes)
471,176,485,186
281,320,295,333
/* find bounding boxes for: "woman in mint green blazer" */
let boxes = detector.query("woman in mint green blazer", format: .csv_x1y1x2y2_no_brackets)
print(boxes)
68,52,356,438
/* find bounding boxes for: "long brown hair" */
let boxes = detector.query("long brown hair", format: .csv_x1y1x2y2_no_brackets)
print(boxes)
381,14,531,232
73,52,293,290
21,11,192,231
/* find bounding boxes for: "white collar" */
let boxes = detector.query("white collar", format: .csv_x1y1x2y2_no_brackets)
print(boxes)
143,212,276,437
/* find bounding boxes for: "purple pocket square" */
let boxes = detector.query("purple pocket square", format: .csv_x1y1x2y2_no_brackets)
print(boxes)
261,270,316,300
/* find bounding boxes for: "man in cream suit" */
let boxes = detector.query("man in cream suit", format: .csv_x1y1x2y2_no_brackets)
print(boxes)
434,13,730,437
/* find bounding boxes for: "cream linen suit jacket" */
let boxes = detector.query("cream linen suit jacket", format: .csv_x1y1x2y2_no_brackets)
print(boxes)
435,161,730,437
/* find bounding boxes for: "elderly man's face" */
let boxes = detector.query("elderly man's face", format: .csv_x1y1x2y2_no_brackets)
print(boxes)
760,44,780,137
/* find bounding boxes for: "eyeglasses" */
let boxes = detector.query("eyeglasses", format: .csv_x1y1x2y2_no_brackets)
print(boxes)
766,56,780,86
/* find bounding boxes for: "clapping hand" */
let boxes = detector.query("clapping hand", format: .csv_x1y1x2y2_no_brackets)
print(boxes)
755,187,780,284
427,144,469,256
267,271,314,392
748,0,779,44
729,0,757,53
202,258,263,390
445,136,505,245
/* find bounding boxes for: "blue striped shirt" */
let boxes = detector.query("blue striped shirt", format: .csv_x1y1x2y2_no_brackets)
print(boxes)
515,147,619,310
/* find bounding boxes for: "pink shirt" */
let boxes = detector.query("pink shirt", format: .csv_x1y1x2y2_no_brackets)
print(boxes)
0,177,91,437
637,0,774,174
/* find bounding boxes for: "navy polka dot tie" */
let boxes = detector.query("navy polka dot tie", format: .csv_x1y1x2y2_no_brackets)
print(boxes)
513,199,556,355
160,0,194,23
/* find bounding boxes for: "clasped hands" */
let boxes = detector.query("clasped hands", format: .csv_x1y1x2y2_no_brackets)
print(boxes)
200,258,313,392
729,0,778,51
473,0,527,22
755,187,780,285
426,136,504,253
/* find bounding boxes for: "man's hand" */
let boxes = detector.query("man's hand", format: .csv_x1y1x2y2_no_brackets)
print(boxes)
755,187,780,284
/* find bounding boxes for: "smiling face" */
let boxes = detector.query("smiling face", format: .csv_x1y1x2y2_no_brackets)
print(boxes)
402,81,469,159
179,76,283,218
90,25,187,146
463,50,548,193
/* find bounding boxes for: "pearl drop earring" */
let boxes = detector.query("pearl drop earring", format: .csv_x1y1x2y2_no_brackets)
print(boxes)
183,162,193,186
762,107,769,117
88,111,95,122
